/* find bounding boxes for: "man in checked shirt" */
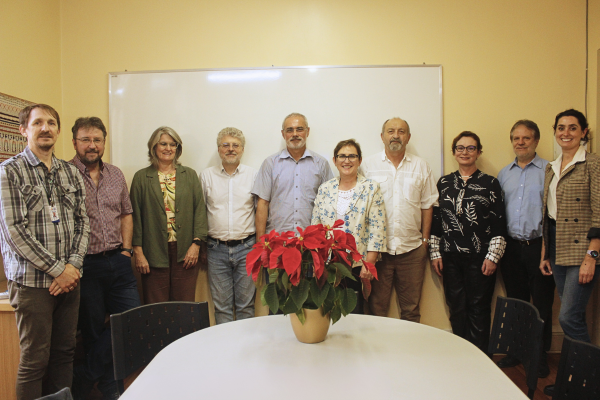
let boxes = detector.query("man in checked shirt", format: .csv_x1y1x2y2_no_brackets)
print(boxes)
0,104,90,400
69,117,141,399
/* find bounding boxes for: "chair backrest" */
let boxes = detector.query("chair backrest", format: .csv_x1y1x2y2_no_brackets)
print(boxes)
36,387,73,400
553,335,600,399
488,296,544,399
111,301,210,393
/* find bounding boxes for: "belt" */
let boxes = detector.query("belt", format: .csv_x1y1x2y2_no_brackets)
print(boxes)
86,247,122,258
509,236,542,246
209,234,255,247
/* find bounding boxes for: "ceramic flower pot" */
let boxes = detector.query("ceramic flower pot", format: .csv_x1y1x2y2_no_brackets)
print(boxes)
289,308,331,344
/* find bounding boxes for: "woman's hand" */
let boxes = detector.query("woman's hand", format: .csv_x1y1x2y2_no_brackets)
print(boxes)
539,259,553,276
579,257,596,284
133,246,150,274
481,259,497,276
359,265,374,280
183,243,200,269
431,258,443,277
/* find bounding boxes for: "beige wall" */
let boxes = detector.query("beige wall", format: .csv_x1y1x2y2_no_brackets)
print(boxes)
1,0,599,336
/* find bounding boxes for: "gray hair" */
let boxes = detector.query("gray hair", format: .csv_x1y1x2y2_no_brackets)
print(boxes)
281,113,309,130
147,126,183,168
216,127,245,148
381,117,411,135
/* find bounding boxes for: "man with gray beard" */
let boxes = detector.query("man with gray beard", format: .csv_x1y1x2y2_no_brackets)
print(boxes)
361,118,438,321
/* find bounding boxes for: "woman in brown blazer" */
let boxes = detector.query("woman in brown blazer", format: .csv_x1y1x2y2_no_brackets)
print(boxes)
539,109,600,345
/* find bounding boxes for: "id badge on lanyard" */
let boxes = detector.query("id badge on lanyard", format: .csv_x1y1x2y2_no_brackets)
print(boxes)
49,205,60,223
37,168,60,224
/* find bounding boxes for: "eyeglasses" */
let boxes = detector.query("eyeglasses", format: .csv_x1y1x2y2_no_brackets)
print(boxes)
76,138,105,145
284,127,306,134
454,145,477,153
335,154,360,161
219,143,241,149
157,142,179,149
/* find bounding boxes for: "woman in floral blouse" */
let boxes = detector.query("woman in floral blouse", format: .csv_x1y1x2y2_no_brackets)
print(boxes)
311,139,386,312
130,126,207,304
429,131,507,353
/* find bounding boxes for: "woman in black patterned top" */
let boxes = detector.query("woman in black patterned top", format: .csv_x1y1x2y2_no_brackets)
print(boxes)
429,131,507,353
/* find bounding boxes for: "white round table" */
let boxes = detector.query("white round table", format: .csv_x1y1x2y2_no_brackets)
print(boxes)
120,314,528,400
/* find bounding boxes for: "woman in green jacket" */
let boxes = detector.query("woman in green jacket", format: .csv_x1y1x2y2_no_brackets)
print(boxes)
131,126,207,304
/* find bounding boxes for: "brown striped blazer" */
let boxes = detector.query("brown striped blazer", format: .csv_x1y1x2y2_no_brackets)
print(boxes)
542,152,600,266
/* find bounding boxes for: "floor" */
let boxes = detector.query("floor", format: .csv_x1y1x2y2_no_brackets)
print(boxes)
491,354,559,400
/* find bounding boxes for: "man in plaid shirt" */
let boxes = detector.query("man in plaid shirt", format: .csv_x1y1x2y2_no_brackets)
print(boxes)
0,104,89,400
69,117,140,400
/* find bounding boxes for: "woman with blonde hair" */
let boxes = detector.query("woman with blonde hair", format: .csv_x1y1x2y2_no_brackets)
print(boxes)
130,126,207,303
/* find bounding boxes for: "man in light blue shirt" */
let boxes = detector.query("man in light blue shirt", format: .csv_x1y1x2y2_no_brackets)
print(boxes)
252,113,333,238
496,119,554,377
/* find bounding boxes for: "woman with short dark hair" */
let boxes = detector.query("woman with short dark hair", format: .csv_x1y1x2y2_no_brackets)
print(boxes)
429,131,507,353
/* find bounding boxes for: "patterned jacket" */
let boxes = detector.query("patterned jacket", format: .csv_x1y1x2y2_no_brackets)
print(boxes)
542,152,600,265
311,174,387,265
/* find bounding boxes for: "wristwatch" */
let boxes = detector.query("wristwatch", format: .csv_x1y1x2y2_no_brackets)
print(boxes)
192,239,203,246
586,250,599,259
121,247,133,255
422,238,430,244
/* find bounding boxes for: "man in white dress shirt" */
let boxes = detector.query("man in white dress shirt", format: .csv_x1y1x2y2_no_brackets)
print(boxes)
361,117,438,321
201,128,257,324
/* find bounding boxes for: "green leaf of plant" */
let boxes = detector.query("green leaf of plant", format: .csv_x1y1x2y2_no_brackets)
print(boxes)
290,279,310,308
340,287,357,316
321,284,336,315
282,297,300,315
296,309,306,325
268,269,278,284
281,270,289,288
332,262,355,281
310,279,330,308
260,282,268,306
263,283,279,314
331,304,342,325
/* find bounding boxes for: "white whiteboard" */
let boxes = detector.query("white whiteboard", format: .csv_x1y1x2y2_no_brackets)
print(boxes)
109,65,443,186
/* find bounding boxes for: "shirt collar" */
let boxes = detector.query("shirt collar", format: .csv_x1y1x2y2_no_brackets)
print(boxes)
71,155,104,176
382,151,411,166
24,146,60,171
508,153,544,170
280,148,312,160
550,145,587,168
220,164,240,176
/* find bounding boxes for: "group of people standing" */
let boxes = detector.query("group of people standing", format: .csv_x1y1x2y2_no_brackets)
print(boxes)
0,104,598,400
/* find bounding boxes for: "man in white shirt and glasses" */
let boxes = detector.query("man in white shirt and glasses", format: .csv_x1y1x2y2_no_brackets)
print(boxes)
361,117,438,321
201,128,257,324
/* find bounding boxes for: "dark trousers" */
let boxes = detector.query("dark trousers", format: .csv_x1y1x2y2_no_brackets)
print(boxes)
501,237,555,351
78,252,141,394
442,252,496,354
8,281,80,400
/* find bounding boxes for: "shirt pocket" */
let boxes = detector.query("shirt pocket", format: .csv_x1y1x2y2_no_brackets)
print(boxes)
403,177,422,203
20,184,44,212
59,184,77,210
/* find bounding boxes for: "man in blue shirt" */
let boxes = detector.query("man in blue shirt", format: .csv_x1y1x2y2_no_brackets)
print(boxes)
252,113,333,238
497,119,554,377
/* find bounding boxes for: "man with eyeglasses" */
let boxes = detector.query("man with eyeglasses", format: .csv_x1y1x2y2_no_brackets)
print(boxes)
252,113,333,238
70,117,140,399
200,128,257,324
496,120,553,378
360,117,438,321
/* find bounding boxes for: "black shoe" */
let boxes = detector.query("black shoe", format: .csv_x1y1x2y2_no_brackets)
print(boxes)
538,360,550,378
496,355,520,368
543,384,554,396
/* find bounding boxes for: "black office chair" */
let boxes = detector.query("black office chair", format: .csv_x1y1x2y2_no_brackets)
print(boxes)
488,296,544,399
553,335,600,399
110,301,210,394
36,387,73,400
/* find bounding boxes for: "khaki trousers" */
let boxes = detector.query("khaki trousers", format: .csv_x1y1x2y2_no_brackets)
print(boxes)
368,244,427,322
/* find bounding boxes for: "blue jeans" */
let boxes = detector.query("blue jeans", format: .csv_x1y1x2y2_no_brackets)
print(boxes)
78,252,141,393
207,236,256,325
548,222,600,342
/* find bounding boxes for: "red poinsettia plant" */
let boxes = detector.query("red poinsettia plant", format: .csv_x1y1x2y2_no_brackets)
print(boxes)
246,220,378,325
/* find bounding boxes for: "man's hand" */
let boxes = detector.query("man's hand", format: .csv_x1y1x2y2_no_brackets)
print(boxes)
359,265,374,280
49,263,81,296
431,258,443,277
134,246,150,274
481,259,497,276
